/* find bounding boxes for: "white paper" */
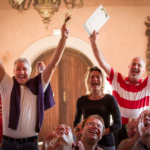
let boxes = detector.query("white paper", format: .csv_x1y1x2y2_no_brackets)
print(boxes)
83,5,109,36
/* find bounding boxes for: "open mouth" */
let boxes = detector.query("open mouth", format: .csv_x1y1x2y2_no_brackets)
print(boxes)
92,83,99,86
18,75,26,79
144,123,149,127
132,70,139,74
131,132,136,136
89,129,98,135
56,131,67,136
19,77,25,79
90,131,96,134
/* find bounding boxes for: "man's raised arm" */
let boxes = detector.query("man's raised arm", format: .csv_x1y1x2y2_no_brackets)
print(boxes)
89,31,111,78
43,23,69,84
0,61,5,83
119,113,150,150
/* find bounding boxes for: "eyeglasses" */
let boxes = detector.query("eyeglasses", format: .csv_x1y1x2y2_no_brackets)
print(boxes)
85,122,103,129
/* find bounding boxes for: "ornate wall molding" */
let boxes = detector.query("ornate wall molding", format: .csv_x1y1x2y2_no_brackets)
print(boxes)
145,16,150,75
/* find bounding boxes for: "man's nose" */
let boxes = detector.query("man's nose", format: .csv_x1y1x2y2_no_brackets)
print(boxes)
92,124,98,128
132,128,136,132
19,70,24,73
133,65,138,69
93,77,97,80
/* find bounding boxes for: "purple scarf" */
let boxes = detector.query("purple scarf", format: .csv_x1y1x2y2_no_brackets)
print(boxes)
8,73,55,133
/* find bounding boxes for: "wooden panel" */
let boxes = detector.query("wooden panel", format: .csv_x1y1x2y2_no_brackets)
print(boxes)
31,49,92,141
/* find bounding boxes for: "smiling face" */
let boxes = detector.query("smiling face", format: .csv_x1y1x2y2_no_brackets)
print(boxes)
13,61,31,85
52,124,74,147
81,118,103,144
127,120,137,138
89,71,103,92
128,57,145,82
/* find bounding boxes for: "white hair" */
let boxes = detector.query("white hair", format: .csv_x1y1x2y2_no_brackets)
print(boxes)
13,58,32,72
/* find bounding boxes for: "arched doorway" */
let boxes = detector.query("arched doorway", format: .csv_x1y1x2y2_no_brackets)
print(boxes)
31,48,93,141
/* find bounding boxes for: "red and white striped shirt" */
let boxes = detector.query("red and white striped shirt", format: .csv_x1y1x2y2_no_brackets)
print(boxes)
107,68,150,124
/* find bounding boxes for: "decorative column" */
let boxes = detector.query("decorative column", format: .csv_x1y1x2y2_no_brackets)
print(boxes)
145,16,150,75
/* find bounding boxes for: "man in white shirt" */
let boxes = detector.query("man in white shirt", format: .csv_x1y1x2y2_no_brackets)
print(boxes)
0,23,69,150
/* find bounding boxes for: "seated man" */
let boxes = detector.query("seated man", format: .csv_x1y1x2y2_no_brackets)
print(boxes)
42,124,75,150
42,114,105,150
77,114,105,150
118,110,150,150
74,123,82,141
117,118,137,150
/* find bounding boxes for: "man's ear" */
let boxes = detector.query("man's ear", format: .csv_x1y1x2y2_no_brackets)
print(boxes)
128,65,130,69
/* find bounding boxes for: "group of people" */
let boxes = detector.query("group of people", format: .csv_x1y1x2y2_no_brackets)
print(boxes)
0,23,150,150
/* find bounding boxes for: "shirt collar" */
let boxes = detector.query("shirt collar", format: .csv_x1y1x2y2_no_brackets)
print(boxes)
125,77,142,84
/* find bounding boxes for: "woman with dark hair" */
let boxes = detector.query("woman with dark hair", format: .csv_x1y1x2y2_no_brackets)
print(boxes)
74,66,121,150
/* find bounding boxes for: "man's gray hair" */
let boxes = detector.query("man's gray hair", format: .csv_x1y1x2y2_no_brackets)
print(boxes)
126,118,137,132
13,58,32,72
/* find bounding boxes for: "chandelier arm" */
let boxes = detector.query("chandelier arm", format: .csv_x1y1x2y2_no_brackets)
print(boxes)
9,0,83,30
74,0,83,8
9,0,20,9
58,0,61,6
22,0,32,10
63,0,83,9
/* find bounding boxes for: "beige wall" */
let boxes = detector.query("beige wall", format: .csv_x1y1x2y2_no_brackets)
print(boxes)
0,1,150,78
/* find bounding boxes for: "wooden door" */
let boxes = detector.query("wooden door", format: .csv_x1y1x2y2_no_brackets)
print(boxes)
31,49,93,141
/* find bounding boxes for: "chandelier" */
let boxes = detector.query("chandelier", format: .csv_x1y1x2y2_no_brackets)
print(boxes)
9,0,83,30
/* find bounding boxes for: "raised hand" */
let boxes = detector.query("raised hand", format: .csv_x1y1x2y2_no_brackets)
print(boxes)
61,23,70,40
76,141,85,150
42,132,62,150
136,113,150,139
89,30,99,46
36,61,45,75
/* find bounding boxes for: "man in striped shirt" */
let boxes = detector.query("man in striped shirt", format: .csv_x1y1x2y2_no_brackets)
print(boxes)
89,31,150,148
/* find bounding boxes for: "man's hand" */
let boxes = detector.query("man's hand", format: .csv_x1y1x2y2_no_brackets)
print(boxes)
89,30,99,47
136,113,150,139
61,23,70,40
87,30,111,78
42,132,62,150
42,23,69,83
36,61,45,75
76,141,85,150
